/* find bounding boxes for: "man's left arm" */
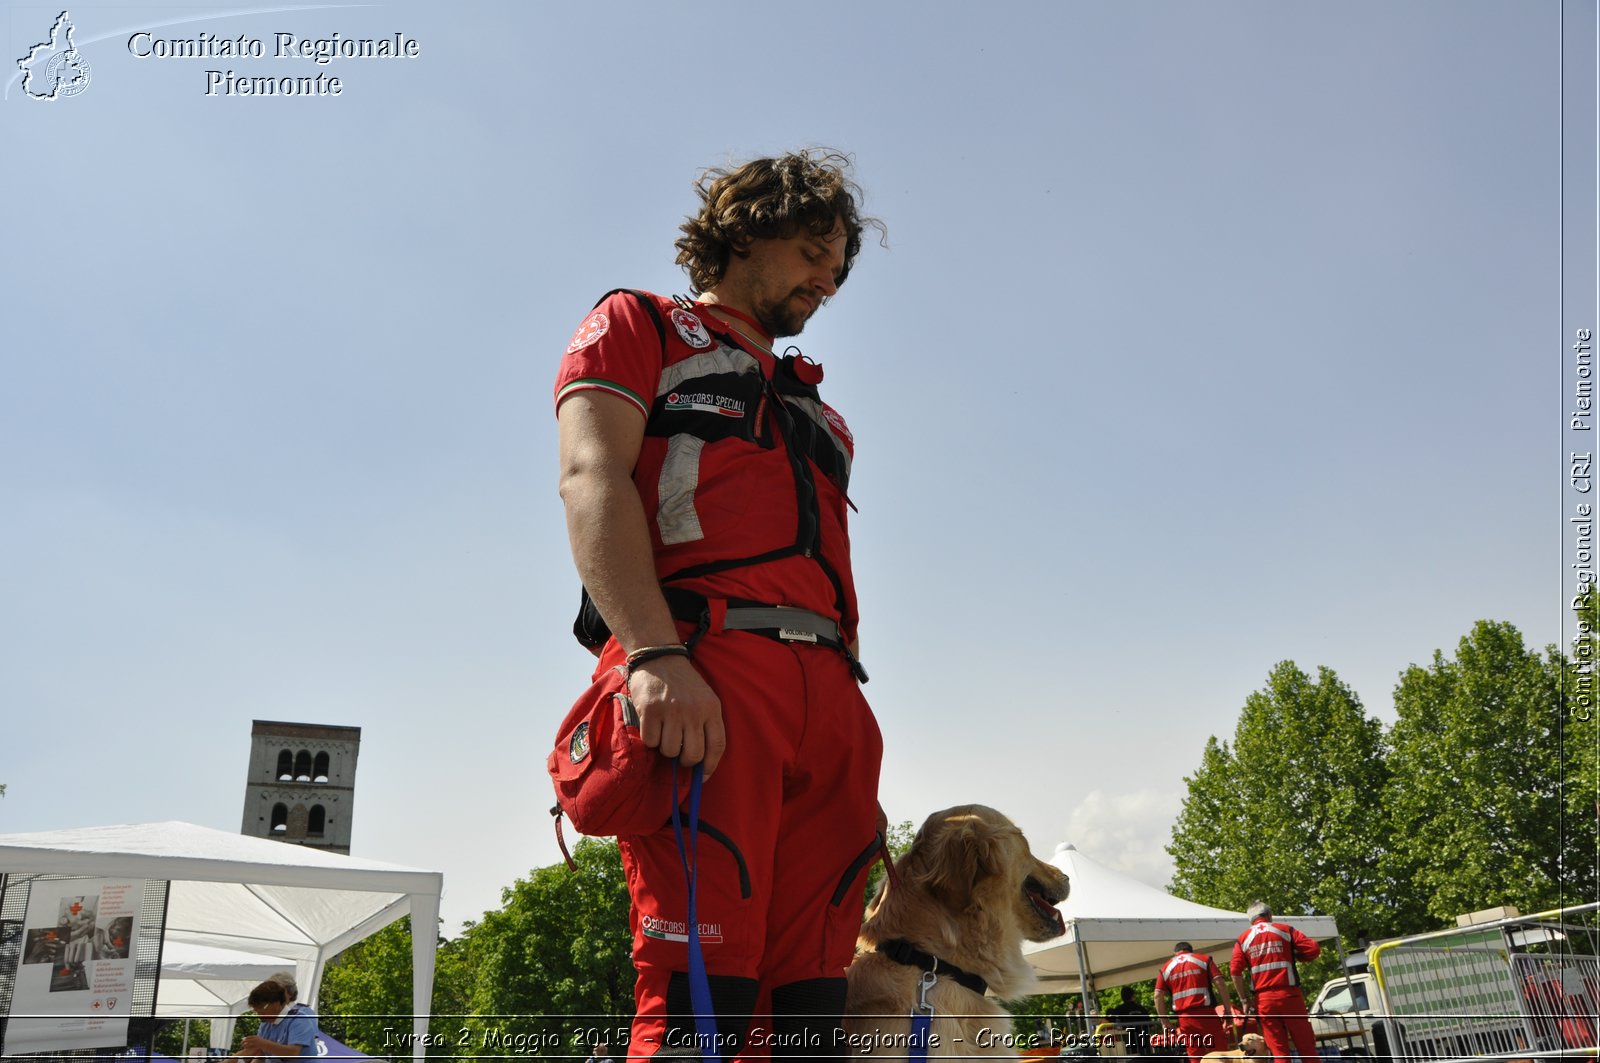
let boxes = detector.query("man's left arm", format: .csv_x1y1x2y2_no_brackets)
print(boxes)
1292,927,1321,962
1229,950,1251,1011
1229,943,1249,996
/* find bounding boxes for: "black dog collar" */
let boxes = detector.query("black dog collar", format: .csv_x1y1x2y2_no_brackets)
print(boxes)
879,938,989,996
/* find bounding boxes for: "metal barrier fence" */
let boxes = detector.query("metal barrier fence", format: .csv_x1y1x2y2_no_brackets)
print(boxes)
1369,904,1600,1063
1379,942,1526,1060
1509,952,1599,1055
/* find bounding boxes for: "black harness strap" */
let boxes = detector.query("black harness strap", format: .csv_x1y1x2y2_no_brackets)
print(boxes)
599,288,667,350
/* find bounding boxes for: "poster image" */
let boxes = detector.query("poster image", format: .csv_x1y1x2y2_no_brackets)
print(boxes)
1,879,144,1057
21,926,67,965
95,915,134,960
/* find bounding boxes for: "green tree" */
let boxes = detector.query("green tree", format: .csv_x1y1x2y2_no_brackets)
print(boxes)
152,1017,211,1058
1167,661,1394,959
1385,619,1591,922
458,837,634,1058
317,916,473,1057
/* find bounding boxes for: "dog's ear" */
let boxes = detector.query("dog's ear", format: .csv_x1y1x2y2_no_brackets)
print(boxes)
916,812,1007,904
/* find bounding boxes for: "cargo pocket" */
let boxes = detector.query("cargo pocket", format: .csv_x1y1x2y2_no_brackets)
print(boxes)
822,834,882,968
694,816,753,900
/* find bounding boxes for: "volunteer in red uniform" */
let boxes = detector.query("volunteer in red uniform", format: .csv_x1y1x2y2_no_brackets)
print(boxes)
1230,903,1322,1062
1156,941,1237,1063
556,151,884,1060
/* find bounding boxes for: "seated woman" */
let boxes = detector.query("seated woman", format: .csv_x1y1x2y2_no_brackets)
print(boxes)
224,973,318,1060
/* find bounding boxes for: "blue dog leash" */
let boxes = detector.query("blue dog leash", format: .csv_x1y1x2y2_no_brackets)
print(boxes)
671,759,721,1063
910,969,935,1062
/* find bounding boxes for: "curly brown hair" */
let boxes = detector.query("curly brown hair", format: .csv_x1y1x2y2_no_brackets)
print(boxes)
675,149,883,294
247,974,294,1007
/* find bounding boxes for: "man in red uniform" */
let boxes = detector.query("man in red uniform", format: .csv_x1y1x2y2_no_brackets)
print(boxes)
1155,941,1237,1063
1230,903,1322,1062
556,151,884,1060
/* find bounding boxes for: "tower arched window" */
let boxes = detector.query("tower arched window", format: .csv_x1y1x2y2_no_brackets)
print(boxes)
276,750,293,780
308,805,326,835
294,750,312,781
313,752,329,782
270,803,288,833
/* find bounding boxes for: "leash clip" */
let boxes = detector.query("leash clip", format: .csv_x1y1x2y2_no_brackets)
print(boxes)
916,969,937,1014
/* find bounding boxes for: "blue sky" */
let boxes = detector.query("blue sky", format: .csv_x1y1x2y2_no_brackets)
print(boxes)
2,1,1591,934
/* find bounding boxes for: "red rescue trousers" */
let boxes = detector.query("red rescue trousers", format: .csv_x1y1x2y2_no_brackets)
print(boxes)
1254,989,1317,1063
1174,1011,1228,1063
615,629,882,1061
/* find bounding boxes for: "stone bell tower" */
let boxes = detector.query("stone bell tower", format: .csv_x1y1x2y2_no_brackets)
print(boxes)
240,720,361,854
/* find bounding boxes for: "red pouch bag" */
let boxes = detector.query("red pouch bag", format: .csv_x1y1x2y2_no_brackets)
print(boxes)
547,663,685,837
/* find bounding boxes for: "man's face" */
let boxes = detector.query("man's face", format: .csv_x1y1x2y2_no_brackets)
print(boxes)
734,220,847,338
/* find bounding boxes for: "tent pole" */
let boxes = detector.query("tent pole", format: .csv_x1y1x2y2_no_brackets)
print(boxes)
410,894,441,1063
1073,935,1095,1036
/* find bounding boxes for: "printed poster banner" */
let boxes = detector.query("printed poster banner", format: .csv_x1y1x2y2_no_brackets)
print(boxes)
2,878,145,1056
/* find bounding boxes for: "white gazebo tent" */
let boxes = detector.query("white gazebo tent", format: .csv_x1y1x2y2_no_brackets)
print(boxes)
159,942,294,1012
1024,843,1341,1017
0,822,442,1062
156,942,299,1053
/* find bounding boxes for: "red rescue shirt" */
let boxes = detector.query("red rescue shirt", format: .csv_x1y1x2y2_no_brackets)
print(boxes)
556,291,860,641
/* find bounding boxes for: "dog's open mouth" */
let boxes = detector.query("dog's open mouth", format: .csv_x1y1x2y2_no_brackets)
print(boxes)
1024,876,1067,938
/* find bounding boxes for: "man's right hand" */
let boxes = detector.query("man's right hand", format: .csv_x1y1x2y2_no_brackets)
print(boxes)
628,654,727,777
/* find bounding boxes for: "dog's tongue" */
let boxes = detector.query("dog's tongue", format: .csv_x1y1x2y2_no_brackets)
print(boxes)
1028,885,1066,936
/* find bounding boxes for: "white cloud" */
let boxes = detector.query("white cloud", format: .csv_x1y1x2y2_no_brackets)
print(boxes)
1059,789,1182,889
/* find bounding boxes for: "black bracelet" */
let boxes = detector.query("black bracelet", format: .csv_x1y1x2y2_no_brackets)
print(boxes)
624,643,690,679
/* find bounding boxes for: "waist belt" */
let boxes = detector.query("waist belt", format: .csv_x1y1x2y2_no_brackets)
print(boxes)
663,587,868,683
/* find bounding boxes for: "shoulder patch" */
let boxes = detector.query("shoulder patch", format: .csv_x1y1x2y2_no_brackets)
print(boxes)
670,308,713,349
566,311,610,355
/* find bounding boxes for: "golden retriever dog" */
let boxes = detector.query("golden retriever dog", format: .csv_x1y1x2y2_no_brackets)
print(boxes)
844,805,1069,1059
1202,1033,1269,1061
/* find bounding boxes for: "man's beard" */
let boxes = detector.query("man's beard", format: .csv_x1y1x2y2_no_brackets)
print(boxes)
754,288,816,339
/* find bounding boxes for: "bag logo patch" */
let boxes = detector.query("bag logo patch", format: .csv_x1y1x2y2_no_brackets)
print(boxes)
671,308,713,349
569,721,591,764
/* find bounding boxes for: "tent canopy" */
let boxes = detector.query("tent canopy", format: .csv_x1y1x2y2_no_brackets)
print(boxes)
1024,842,1340,991
156,941,299,1017
0,822,442,1062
